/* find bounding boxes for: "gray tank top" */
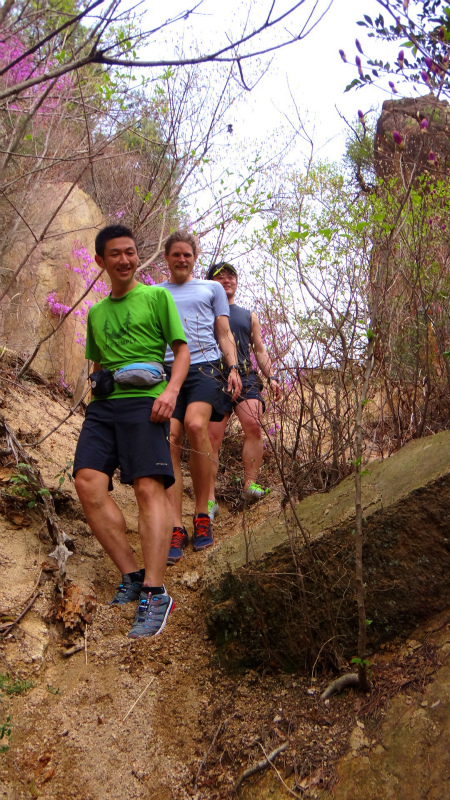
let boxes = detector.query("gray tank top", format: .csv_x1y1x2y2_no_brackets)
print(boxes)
229,304,252,371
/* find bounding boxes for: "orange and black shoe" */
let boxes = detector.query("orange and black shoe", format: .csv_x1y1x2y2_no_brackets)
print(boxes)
167,526,189,565
192,513,214,551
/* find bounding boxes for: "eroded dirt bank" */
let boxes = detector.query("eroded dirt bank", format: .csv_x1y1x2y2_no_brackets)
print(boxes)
1,373,450,799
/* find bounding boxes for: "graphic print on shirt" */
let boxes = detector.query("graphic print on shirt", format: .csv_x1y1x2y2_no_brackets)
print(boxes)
101,311,134,349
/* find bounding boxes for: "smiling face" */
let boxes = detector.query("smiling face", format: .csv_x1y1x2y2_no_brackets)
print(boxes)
212,268,237,302
165,241,196,284
95,237,139,297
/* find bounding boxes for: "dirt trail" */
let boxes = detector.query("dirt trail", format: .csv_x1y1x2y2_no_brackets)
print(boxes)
1,375,448,800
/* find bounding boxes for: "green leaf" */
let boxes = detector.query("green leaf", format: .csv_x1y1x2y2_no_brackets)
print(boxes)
344,78,361,93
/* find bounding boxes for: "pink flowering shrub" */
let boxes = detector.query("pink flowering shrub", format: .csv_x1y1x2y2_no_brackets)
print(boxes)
46,242,108,347
0,30,73,118
58,370,74,393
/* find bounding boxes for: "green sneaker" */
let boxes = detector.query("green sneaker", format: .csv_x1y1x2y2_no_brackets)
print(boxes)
208,499,219,520
244,482,271,505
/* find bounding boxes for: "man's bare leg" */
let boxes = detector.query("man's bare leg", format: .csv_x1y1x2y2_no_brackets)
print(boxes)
74,468,139,574
207,414,229,501
184,401,214,516
235,399,264,490
166,417,184,528
134,476,172,586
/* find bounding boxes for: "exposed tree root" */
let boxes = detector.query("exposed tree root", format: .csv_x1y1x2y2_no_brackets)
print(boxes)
320,672,360,700
233,741,289,792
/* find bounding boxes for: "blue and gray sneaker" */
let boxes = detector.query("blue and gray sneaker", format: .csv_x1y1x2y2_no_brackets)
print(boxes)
167,526,189,565
193,513,214,551
109,573,143,605
127,588,174,639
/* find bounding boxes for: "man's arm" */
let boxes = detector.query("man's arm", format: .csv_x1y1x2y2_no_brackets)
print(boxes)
150,340,190,423
214,315,242,401
250,312,282,402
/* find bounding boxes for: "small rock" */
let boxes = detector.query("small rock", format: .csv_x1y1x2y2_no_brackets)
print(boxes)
180,571,201,589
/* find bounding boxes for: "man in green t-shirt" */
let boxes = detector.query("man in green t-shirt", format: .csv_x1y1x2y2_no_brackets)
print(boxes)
73,224,190,639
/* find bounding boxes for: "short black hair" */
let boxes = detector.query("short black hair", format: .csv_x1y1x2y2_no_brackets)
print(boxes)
95,225,136,258
206,262,238,281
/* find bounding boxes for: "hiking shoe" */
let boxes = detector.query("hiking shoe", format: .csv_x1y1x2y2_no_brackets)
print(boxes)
167,526,189,565
208,500,219,520
193,513,214,551
244,482,271,505
127,588,174,639
109,574,143,605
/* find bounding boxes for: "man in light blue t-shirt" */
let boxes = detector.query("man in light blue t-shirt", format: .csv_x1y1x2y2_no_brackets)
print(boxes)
160,231,242,562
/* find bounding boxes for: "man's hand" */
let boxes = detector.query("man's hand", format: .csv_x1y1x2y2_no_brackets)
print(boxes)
227,368,242,402
150,387,178,423
269,378,282,403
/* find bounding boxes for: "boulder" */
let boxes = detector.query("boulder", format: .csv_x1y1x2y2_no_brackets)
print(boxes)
374,93,450,181
0,182,104,388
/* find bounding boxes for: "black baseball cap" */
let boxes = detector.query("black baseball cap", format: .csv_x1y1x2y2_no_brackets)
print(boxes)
206,261,238,280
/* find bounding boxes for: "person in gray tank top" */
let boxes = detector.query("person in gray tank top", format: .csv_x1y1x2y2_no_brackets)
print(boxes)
206,262,281,517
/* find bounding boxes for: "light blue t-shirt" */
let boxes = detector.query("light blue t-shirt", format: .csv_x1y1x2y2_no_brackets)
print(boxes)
160,278,229,364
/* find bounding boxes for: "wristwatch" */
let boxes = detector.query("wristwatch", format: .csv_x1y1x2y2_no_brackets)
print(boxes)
229,365,239,370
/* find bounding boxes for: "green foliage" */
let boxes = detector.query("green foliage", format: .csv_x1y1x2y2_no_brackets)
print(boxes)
8,463,50,508
344,114,377,188
0,714,12,753
0,674,33,754
350,1,450,101
54,460,73,489
0,674,33,696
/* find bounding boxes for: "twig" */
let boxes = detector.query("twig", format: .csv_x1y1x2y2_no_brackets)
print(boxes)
194,718,230,789
0,590,41,637
84,625,88,665
233,741,289,792
0,566,42,634
122,676,155,722
22,385,90,447
311,635,337,680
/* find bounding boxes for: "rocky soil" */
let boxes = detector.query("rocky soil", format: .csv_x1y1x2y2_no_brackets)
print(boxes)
1,364,450,800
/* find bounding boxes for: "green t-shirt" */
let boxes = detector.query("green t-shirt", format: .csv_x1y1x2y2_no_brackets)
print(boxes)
85,283,187,399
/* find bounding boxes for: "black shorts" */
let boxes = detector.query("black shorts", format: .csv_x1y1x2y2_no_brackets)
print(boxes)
73,397,174,490
165,360,225,423
223,371,265,415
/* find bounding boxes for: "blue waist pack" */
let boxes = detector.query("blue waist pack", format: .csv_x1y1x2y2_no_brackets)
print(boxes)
113,362,166,387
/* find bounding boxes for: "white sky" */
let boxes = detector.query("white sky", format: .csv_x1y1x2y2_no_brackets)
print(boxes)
143,0,396,165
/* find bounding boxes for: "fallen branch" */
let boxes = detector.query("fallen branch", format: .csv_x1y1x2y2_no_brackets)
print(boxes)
320,673,360,700
233,741,289,792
